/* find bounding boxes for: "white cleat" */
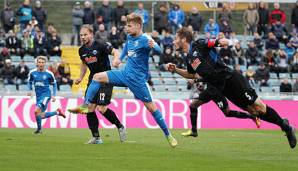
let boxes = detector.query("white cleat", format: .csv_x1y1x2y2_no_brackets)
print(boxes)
118,126,127,143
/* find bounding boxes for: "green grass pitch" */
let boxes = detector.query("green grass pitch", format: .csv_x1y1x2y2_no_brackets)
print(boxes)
0,129,297,171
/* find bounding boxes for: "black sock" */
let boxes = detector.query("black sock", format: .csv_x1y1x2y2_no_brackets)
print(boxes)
86,112,100,137
258,106,290,131
190,106,198,133
103,108,123,129
226,110,254,119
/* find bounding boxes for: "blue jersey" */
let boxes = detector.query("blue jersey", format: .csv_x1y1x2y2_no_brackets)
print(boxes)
27,69,57,98
120,33,161,81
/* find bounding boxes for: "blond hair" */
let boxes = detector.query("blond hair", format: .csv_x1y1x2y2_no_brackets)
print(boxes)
127,13,143,27
36,56,47,62
81,24,94,34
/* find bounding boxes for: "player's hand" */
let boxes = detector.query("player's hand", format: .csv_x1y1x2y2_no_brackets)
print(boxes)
51,96,56,102
165,63,176,72
75,78,83,85
112,59,121,68
148,39,155,48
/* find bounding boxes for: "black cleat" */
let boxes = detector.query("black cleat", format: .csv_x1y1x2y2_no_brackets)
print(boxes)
283,119,297,149
34,130,42,135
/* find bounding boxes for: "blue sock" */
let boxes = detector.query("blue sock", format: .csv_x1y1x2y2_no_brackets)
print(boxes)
35,115,42,130
44,111,58,118
85,80,101,104
152,110,170,136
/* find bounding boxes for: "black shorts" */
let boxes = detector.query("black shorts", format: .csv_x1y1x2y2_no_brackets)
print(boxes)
198,85,229,111
85,84,113,105
222,71,258,110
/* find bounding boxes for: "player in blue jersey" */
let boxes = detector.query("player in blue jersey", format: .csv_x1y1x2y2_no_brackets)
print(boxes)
68,13,177,147
27,56,66,134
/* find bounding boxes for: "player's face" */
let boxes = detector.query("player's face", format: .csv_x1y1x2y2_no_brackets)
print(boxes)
37,59,46,71
126,22,141,36
173,34,184,51
80,28,93,45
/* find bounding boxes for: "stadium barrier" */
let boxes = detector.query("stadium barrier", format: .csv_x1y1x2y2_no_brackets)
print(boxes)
0,96,297,129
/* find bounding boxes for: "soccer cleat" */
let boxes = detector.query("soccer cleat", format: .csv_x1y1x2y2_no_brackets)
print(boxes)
181,130,198,137
283,119,297,149
166,134,178,148
34,129,42,134
57,108,66,118
85,137,103,144
68,104,89,114
118,126,127,143
253,117,261,129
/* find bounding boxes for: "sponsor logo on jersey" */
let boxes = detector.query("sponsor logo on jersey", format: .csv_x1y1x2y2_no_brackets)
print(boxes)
35,81,45,86
191,58,201,70
84,56,97,63
127,50,136,57
92,50,97,55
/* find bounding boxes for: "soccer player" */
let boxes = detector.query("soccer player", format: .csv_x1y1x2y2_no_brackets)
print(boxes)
182,80,260,137
166,27,296,149
68,13,178,147
27,56,66,134
70,24,126,144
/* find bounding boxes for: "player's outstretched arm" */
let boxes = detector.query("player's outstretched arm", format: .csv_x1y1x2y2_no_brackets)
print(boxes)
27,73,33,97
165,63,196,79
51,81,57,102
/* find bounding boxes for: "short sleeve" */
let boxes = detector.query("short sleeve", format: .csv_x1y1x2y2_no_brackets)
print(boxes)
101,42,114,55
186,62,196,74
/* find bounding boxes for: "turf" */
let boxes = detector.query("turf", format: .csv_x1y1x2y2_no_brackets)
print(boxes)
0,129,297,171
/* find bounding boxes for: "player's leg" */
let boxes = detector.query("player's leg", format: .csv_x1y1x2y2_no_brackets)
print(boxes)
97,105,127,142
130,83,177,147
214,96,261,128
247,98,296,149
143,101,177,147
34,107,43,134
85,103,103,144
182,99,205,137
34,97,65,134
224,71,296,148
68,70,126,114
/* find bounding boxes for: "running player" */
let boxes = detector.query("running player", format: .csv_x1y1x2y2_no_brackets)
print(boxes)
27,56,66,134
182,80,260,137
70,25,126,144
68,13,178,147
166,27,296,148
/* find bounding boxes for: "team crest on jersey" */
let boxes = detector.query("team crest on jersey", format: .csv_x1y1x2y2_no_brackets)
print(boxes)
134,41,139,47
43,75,47,80
193,51,198,57
92,50,97,55
191,58,201,70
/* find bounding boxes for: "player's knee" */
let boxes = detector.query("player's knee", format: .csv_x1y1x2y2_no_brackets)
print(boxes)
222,109,231,117
93,73,104,83
97,106,107,114
189,103,198,109
247,107,258,116
34,110,40,116
255,105,266,115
